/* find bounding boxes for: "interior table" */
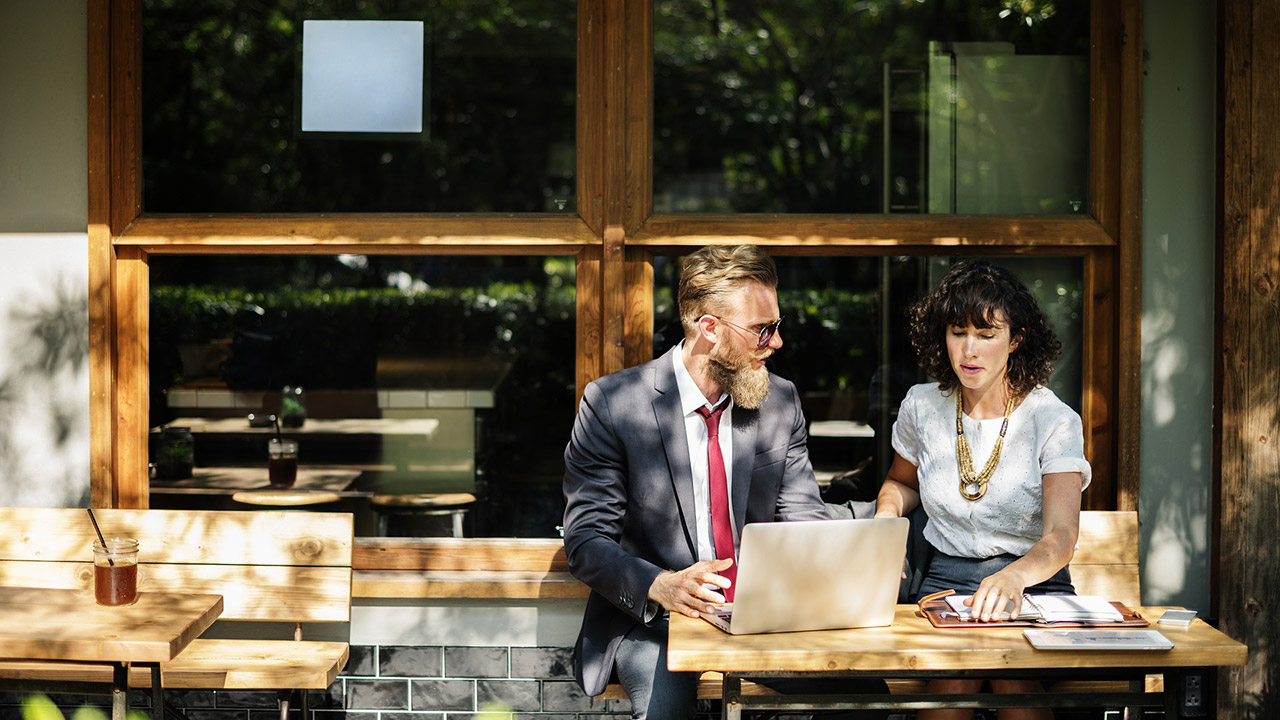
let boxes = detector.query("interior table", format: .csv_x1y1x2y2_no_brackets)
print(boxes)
667,606,1247,719
150,466,363,495
0,586,223,720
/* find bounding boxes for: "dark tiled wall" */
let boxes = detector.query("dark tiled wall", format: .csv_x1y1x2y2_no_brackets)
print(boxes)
0,646,632,720
318,645,632,717
0,645,748,720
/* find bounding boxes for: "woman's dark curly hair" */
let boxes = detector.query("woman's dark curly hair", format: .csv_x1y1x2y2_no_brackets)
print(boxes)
908,260,1061,396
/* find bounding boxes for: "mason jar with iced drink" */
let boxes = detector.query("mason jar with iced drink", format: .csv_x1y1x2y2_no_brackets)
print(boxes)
92,538,139,606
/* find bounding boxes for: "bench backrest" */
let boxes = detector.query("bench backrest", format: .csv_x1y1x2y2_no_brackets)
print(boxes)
1071,510,1140,607
0,507,353,623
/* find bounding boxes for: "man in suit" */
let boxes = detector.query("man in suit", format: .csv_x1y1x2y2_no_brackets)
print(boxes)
562,244,833,717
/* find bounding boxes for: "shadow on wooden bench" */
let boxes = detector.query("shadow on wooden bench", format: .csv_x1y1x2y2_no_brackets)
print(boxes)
0,507,353,719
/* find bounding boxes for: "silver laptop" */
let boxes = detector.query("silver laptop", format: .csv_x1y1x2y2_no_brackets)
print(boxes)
702,517,909,634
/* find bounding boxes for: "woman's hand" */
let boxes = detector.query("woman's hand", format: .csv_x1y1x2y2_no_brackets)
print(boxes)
968,472,1084,621
968,565,1031,621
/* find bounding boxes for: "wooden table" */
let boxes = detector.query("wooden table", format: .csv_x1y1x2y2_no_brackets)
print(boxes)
151,466,363,494
668,606,1247,718
162,416,440,437
0,587,223,720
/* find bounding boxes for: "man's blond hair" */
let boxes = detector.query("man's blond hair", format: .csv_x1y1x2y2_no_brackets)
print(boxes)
677,245,778,339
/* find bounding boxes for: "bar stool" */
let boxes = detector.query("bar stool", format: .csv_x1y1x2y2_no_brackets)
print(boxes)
231,489,342,507
369,492,476,537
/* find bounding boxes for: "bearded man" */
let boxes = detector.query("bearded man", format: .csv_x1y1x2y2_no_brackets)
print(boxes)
562,244,840,718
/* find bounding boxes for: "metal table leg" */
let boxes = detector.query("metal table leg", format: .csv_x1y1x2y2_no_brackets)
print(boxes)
722,674,742,720
152,664,166,720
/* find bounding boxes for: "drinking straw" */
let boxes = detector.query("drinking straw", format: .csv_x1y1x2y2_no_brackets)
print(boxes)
87,507,114,567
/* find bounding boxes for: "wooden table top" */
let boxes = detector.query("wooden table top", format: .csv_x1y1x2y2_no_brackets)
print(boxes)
151,466,362,493
162,417,440,437
668,606,1248,674
0,587,223,664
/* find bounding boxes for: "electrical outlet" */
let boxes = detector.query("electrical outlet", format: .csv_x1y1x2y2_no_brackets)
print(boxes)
1181,668,1208,717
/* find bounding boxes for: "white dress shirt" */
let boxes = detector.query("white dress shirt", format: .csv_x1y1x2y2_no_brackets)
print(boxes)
672,342,737,562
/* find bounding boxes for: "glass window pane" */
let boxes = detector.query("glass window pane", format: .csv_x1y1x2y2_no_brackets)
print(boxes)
141,1,576,213
653,255,1083,490
148,255,576,538
654,1,1089,214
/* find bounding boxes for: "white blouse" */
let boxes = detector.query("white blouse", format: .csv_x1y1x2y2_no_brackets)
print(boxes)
891,383,1091,558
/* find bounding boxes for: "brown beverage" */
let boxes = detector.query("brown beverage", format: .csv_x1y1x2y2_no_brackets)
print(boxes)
268,455,298,487
94,562,138,606
267,438,299,487
92,537,139,606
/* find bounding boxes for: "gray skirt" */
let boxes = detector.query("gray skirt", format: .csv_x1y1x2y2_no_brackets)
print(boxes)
916,547,1075,600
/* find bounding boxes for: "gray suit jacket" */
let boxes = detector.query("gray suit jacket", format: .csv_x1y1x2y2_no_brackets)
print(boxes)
562,346,828,696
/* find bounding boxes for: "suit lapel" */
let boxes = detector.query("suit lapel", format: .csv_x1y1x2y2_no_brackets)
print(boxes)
730,403,758,540
652,349,699,560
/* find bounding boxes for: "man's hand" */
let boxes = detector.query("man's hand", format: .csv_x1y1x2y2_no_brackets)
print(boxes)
648,558,734,618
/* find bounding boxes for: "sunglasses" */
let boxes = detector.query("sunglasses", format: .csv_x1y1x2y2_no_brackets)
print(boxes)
711,316,783,350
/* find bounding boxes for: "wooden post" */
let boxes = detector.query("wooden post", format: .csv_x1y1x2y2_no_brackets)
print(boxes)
1217,0,1280,717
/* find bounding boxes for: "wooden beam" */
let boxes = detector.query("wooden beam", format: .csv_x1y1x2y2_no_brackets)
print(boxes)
1114,0,1144,511
87,0,114,507
119,214,597,248
576,0,606,236
1090,0,1123,239
113,246,148,509
625,248,655,369
109,0,141,236
1217,0,1280,717
631,215,1115,249
1083,249,1116,510
576,245,603,402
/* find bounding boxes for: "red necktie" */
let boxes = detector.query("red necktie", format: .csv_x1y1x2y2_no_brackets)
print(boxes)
695,401,736,601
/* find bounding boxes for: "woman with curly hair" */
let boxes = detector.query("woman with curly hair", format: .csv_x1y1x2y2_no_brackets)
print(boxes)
874,259,1090,720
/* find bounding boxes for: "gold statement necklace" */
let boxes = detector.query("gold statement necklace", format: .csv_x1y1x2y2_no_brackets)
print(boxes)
955,391,1016,501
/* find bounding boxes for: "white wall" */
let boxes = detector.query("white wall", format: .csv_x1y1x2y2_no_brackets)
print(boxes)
0,1,90,506
1139,0,1216,612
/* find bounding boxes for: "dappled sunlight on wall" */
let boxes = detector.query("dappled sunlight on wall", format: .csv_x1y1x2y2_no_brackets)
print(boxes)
0,234,90,507
1138,231,1214,610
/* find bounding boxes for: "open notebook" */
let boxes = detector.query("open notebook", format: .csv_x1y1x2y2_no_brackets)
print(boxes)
917,589,1149,628
701,517,908,635
943,593,1125,623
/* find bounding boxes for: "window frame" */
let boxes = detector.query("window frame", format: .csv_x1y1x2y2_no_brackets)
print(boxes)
88,0,1141,514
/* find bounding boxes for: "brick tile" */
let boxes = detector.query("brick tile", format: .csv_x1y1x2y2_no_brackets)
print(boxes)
181,711,250,720
341,645,377,677
304,679,345,711
344,679,410,710
410,679,475,712
381,645,443,677
508,647,573,680
476,680,540,712
313,712,379,720
444,647,509,678
164,689,217,708
214,691,279,708
539,681,611,713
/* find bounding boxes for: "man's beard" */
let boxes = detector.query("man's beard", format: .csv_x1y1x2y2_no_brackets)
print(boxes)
707,344,771,409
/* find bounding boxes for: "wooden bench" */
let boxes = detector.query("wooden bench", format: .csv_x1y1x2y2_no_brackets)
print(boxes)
0,507,353,719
